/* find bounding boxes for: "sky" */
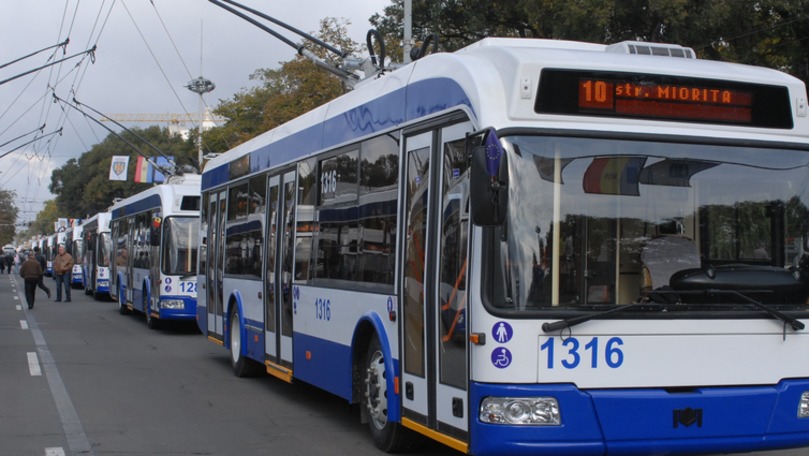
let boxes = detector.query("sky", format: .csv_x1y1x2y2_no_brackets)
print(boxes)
0,0,391,227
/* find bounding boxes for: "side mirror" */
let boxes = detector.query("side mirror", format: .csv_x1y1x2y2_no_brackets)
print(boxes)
470,129,508,226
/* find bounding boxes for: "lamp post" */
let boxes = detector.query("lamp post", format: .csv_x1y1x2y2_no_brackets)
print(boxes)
185,76,215,169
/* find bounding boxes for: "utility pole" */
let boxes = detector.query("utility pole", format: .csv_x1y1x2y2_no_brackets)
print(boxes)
403,0,413,63
185,76,215,168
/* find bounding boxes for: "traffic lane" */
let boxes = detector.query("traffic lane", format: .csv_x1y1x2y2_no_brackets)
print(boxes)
0,273,70,455
20,277,806,456
37,289,453,455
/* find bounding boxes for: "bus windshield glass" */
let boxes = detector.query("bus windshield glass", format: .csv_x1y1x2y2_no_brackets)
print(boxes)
99,233,112,267
161,216,199,276
488,134,809,311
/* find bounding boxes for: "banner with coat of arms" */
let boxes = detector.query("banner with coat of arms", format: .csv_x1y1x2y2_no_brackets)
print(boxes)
109,155,129,181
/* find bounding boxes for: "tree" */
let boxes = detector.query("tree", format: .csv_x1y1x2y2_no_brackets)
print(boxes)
0,189,18,246
204,18,360,152
28,199,58,237
370,0,809,85
49,126,196,219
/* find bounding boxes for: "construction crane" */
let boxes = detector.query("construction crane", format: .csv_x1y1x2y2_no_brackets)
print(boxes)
100,112,226,126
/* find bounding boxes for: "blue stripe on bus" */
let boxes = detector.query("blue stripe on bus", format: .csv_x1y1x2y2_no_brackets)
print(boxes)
293,331,353,401
111,194,161,219
202,77,471,191
469,380,809,456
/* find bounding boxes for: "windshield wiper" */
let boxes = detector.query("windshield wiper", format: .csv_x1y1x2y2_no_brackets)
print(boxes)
541,302,665,333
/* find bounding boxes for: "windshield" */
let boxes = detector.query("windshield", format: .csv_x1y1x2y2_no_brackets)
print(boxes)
161,216,199,275
487,135,809,311
99,233,112,267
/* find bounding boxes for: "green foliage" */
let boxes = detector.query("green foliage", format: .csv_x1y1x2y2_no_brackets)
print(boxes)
0,189,18,245
203,18,359,154
370,0,809,84
29,200,58,236
48,126,195,220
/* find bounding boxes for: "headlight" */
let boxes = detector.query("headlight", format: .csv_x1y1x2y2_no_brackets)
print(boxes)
160,299,185,310
798,391,809,418
480,397,561,425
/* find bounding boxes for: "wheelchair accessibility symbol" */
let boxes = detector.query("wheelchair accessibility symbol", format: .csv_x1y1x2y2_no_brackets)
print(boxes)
491,347,512,369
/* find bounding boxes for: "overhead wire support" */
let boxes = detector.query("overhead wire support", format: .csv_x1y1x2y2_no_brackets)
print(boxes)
0,45,96,87
51,94,175,178
0,38,70,71
207,0,359,87
71,97,178,168
0,124,45,149
0,128,62,161
214,0,348,58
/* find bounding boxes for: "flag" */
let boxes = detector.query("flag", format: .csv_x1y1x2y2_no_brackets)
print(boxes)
134,156,173,184
109,156,129,181
583,157,646,196
134,156,153,184
153,156,173,183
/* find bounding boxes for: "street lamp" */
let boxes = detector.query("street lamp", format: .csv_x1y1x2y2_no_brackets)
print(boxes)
185,76,215,169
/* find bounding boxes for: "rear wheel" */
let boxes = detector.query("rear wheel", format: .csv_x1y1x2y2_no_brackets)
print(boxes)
230,307,260,377
117,282,129,315
364,335,410,452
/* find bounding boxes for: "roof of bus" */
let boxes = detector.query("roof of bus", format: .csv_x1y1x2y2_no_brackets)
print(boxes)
202,37,808,189
109,173,201,218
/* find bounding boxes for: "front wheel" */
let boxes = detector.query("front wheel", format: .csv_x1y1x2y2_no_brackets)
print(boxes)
229,307,260,377
145,293,160,329
364,335,410,452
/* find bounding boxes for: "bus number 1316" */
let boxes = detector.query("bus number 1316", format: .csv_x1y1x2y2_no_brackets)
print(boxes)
540,336,624,369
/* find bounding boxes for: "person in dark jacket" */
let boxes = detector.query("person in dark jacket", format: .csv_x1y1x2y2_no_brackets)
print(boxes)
33,246,51,299
19,253,44,309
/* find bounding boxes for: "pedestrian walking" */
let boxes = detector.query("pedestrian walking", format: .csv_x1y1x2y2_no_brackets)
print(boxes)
53,245,74,302
19,253,44,309
33,246,51,299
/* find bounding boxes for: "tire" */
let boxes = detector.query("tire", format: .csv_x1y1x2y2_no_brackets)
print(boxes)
145,293,160,329
229,307,259,377
117,282,130,315
364,335,410,452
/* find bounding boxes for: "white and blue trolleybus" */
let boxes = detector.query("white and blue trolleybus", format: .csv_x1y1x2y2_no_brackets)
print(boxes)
79,212,113,299
110,174,201,328
197,37,809,455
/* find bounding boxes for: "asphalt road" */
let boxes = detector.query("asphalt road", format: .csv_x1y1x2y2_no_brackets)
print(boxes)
1,271,807,456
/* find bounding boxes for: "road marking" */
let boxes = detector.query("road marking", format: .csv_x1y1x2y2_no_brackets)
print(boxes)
16,304,21,310
20,320,29,330
12,275,95,455
28,352,42,376
45,447,65,456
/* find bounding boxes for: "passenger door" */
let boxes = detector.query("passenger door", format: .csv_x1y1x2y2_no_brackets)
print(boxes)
264,170,296,376
400,121,471,445
207,190,227,341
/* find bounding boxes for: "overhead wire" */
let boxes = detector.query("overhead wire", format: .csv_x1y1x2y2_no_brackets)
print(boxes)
149,0,228,154
119,0,195,130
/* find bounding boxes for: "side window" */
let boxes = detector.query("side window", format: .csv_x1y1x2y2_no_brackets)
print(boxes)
358,133,399,286
295,158,317,282
316,150,359,282
225,179,264,279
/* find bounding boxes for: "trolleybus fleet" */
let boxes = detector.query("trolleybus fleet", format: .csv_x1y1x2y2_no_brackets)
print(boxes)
193,37,809,455
109,174,201,328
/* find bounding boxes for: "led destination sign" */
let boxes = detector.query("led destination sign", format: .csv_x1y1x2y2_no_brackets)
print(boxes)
536,69,793,128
